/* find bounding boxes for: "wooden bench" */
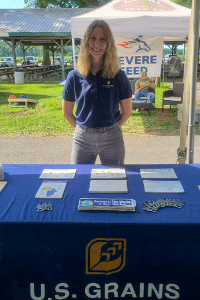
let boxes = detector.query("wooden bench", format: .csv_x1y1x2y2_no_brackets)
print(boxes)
8,98,38,108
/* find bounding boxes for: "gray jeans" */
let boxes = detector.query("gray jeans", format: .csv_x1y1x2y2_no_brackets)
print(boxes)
71,122,125,165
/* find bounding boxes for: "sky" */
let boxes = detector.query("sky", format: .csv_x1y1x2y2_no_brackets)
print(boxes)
0,0,25,9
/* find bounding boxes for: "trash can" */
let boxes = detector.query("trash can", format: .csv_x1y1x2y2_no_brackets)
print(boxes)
14,68,24,84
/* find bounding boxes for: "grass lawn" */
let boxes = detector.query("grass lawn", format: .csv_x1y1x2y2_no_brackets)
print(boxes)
0,81,199,136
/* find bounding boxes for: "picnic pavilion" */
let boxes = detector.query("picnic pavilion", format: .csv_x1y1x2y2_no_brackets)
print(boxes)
0,8,92,79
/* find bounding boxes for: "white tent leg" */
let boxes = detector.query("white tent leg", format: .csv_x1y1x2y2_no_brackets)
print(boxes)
177,0,199,164
187,0,199,163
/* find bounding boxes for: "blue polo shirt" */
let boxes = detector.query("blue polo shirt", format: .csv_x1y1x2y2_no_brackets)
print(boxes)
62,69,132,128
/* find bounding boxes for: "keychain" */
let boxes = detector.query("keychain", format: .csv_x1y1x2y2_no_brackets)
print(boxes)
37,202,52,212
141,198,185,213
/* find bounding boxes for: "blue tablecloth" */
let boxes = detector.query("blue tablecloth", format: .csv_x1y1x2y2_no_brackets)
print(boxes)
0,164,200,300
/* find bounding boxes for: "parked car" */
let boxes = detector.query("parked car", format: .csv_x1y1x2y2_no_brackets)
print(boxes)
21,56,39,66
70,55,78,66
51,57,67,66
0,57,14,67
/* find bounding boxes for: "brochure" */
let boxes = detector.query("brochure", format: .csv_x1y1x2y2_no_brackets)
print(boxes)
143,180,185,193
89,180,128,193
40,169,76,179
91,168,126,179
78,198,136,211
35,180,68,199
140,168,177,179
0,181,7,193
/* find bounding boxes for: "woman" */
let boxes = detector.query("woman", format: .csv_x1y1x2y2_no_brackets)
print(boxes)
62,20,132,165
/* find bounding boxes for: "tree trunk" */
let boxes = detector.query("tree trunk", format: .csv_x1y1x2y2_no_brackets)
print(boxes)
43,46,51,65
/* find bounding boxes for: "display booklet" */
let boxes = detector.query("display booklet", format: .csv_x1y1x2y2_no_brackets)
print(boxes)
140,168,177,179
78,198,136,211
143,180,185,193
40,169,76,179
0,181,7,193
35,180,68,199
89,180,128,193
91,168,126,179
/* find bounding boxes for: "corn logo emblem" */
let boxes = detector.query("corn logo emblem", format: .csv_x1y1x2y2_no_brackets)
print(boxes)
86,238,126,275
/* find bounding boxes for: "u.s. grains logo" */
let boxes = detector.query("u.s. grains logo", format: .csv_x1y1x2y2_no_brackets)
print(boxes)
86,238,126,275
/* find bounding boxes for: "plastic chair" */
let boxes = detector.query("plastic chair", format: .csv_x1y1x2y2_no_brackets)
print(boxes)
162,82,184,112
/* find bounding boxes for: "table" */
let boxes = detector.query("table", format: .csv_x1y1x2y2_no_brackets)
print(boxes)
1,163,200,300
23,65,61,80
0,66,14,79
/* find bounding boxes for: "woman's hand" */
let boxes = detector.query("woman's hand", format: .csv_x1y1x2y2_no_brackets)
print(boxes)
119,97,132,126
62,100,76,128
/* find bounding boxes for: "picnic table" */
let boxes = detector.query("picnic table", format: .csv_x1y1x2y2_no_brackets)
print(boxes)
23,65,61,80
0,66,14,79
0,65,72,81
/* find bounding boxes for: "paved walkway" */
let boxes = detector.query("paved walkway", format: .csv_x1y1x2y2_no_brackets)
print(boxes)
1,134,200,165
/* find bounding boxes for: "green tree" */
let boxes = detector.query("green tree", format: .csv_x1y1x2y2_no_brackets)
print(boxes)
171,0,192,8
24,0,110,8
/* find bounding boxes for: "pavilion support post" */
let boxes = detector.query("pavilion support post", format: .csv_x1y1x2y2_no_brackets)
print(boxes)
60,39,65,80
11,39,17,69
52,46,55,65
177,0,200,164
20,44,29,66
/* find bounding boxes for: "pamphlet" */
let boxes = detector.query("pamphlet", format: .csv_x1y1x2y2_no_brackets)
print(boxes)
139,81,149,87
89,180,128,193
91,168,126,179
78,198,136,211
143,180,185,193
140,168,177,179
35,180,68,199
40,169,76,179
0,181,7,193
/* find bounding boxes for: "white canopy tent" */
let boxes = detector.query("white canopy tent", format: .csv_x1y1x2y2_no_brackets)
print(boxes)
71,0,200,164
71,0,194,40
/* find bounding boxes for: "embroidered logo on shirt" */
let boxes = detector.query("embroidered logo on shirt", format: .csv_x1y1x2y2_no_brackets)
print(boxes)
103,81,114,88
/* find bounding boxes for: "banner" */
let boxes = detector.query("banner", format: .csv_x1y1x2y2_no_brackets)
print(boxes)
115,36,163,78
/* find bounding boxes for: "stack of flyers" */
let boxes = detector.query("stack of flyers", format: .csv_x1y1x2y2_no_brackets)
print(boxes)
39,169,77,179
140,168,177,179
35,180,68,199
78,198,136,211
0,163,4,180
89,180,128,193
91,168,126,179
143,180,185,193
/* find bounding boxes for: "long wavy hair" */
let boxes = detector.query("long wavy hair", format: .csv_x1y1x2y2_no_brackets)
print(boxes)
77,20,121,78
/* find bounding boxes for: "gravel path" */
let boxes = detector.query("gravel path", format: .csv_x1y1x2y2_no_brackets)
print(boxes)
1,134,200,165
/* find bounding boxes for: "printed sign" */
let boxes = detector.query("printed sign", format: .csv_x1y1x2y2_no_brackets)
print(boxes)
86,238,126,275
116,36,163,78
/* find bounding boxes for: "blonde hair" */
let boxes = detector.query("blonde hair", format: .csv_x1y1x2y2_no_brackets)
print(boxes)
77,20,121,78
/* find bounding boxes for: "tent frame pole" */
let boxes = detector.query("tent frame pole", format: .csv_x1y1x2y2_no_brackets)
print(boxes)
177,0,199,164
72,38,76,69
187,0,199,163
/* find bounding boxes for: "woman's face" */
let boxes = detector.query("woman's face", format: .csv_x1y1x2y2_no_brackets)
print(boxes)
88,26,107,60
